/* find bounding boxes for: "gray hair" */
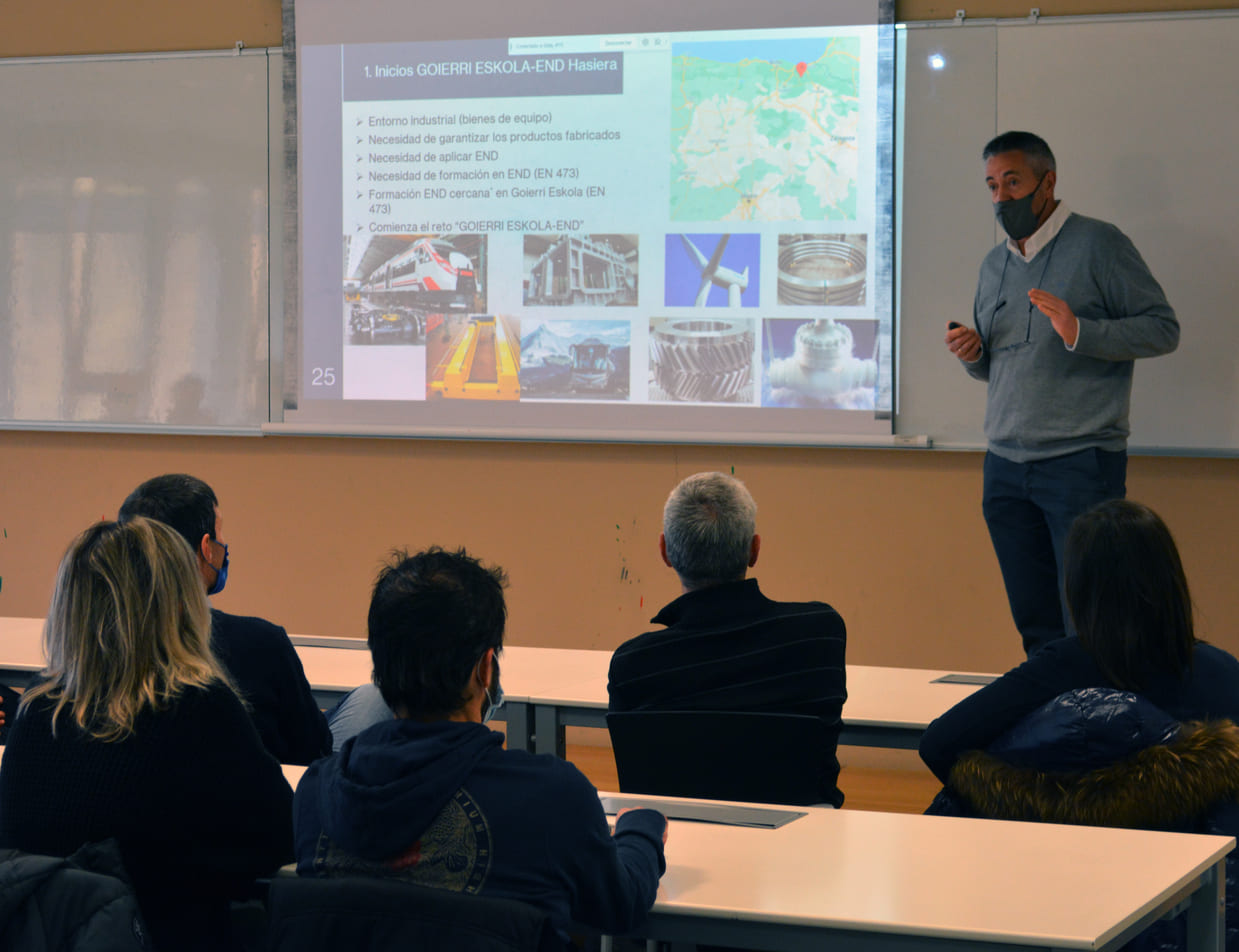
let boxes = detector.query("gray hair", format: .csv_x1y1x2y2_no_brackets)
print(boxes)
662,472,756,589
982,130,1057,177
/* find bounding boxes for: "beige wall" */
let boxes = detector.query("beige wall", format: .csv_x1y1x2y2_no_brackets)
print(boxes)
2,0,1235,678
3,432,1236,676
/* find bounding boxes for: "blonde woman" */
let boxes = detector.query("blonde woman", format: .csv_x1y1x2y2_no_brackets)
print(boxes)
0,518,294,952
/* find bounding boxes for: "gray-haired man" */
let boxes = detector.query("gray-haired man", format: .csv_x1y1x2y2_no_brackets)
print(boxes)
607,472,847,806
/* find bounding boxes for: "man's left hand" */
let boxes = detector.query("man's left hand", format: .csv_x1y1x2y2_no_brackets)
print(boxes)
1028,288,1079,347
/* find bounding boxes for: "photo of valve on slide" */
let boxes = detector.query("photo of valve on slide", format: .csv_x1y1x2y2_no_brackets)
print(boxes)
761,317,878,409
648,317,756,404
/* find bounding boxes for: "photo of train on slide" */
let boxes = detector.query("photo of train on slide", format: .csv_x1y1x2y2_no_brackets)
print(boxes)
342,234,487,345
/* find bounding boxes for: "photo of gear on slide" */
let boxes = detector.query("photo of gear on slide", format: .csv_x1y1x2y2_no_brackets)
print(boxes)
648,317,756,404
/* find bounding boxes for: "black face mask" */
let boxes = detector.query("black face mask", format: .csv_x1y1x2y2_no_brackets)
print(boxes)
994,173,1048,241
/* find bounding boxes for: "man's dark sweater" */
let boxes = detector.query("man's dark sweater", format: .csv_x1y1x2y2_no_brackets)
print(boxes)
211,609,332,765
608,577,847,805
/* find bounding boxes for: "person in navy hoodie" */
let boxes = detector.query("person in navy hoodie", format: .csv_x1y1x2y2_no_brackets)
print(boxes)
293,546,667,941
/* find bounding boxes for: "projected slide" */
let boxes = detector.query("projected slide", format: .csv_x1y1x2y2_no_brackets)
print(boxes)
293,6,893,441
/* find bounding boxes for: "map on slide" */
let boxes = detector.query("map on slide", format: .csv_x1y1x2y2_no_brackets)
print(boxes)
671,37,861,222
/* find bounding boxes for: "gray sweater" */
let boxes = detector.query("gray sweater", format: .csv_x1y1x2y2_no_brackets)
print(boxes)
965,212,1178,462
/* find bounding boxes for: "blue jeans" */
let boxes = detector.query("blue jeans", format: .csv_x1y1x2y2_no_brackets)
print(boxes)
982,448,1127,656
325,683,395,751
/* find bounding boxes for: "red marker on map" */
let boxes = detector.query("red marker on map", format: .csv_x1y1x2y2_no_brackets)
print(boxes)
795,62,807,77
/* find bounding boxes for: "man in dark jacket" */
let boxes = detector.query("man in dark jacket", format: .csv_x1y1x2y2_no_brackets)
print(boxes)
608,471,848,805
294,546,667,942
118,473,331,765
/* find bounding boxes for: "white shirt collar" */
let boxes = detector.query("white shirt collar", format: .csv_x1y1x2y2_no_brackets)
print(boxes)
1007,201,1071,262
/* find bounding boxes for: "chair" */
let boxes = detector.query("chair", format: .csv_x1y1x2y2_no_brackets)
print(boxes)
606,710,836,806
0,841,150,951
265,876,558,952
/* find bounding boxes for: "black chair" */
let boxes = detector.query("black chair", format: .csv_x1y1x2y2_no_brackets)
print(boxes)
265,876,558,952
606,710,836,806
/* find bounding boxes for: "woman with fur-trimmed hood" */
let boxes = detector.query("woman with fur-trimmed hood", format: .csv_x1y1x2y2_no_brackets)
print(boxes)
927,687,1239,951
920,500,1239,950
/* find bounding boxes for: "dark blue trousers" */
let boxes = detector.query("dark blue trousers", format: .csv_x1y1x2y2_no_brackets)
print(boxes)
982,448,1127,656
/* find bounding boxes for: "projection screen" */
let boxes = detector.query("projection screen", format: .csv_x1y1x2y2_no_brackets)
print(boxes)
285,0,895,444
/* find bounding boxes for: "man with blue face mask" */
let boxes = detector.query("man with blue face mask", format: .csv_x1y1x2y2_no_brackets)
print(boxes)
944,132,1179,657
294,546,667,944
118,474,331,764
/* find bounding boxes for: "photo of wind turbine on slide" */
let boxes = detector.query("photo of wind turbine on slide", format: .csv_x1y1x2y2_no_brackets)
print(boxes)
683,234,746,306
663,233,760,308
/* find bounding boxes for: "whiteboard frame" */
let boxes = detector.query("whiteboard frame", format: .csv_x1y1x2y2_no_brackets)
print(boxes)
896,9,1239,457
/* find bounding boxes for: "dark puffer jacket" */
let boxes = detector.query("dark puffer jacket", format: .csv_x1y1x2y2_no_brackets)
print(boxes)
0,840,150,951
927,687,1239,952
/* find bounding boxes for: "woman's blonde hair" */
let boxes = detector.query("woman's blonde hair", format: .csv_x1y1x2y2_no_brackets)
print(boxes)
22,517,230,740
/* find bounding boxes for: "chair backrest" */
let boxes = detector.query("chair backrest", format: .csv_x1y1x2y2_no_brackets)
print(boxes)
266,876,557,952
0,842,151,951
606,710,832,805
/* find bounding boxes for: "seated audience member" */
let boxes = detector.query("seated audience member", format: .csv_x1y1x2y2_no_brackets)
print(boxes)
607,471,848,806
928,689,1239,952
919,498,1239,785
294,546,667,942
0,518,294,952
119,473,331,764
920,500,1239,952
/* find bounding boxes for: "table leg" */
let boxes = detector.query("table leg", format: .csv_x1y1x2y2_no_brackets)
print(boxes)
503,701,533,753
534,704,567,758
1184,859,1225,952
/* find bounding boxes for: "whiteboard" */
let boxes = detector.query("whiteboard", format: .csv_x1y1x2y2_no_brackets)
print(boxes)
0,50,273,433
896,12,1239,454
3,20,1238,452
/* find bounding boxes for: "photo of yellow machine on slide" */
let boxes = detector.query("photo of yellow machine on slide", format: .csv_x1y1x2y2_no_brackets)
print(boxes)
426,313,520,400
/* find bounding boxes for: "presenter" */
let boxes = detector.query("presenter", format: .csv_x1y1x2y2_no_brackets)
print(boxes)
945,131,1178,656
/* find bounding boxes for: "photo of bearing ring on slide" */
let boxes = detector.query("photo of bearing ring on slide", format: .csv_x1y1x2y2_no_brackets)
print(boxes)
777,234,867,306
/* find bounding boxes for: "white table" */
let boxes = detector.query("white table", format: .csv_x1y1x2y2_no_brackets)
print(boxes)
5,750,1223,952
1,618,993,756
0,616,45,684
273,768,1230,952
603,793,1230,952
287,638,992,756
